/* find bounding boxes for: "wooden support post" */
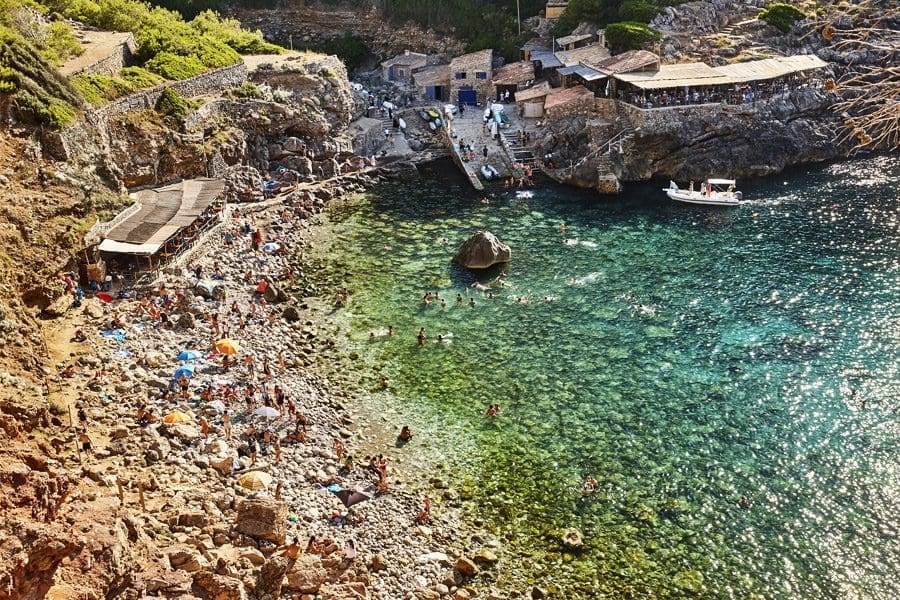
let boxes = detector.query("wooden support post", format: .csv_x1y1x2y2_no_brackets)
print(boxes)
117,479,125,506
138,481,146,511
68,403,74,429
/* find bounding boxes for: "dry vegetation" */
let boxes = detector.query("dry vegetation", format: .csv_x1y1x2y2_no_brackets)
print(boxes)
803,0,900,152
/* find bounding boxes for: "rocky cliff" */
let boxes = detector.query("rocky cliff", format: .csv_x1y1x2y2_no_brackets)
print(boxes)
229,2,466,64
618,88,845,181
539,88,846,190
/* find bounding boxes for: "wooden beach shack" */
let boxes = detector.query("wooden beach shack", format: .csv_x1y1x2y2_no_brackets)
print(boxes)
514,81,553,117
98,178,226,276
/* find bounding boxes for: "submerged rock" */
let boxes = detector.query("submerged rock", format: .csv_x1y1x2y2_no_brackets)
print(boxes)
452,231,511,270
560,527,584,550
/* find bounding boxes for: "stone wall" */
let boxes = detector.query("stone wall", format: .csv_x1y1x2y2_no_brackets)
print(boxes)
617,100,756,130
67,33,137,78
546,95,594,121
45,63,248,161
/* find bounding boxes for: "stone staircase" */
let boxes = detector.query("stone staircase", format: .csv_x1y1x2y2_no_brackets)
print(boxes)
542,127,636,193
500,131,537,166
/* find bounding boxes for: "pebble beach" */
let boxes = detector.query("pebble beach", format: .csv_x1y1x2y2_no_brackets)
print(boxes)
57,178,510,600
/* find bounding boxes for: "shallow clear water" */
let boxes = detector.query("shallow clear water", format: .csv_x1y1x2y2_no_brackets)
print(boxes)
315,156,899,598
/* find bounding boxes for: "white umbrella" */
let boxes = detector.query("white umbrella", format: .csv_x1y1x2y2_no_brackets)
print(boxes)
208,400,227,412
382,101,396,110
253,406,280,419
261,242,280,253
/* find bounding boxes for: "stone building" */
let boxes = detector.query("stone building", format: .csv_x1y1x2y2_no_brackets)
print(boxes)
414,65,451,102
381,51,428,84
449,49,493,106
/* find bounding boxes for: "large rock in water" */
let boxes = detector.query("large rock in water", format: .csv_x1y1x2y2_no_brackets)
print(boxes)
452,231,511,270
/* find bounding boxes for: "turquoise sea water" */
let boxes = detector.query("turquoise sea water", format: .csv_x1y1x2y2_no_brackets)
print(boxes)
314,155,899,598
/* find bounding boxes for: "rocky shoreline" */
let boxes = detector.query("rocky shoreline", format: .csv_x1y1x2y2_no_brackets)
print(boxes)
47,172,512,600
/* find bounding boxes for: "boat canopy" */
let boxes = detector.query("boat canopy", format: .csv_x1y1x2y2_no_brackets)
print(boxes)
707,178,736,185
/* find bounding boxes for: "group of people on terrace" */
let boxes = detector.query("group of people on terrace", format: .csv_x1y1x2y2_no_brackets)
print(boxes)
618,77,822,110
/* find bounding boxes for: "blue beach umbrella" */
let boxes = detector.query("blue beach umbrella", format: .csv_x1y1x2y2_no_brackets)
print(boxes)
177,349,203,361
172,365,195,380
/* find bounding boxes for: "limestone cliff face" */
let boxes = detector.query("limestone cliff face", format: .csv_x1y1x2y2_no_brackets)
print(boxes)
78,53,361,188
229,3,466,63
616,89,845,181
539,89,846,190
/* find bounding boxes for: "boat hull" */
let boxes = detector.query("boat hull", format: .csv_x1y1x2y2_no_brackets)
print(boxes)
666,190,741,207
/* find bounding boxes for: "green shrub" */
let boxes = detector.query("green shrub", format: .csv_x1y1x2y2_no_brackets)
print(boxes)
42,0,255,80
605,21,661,51
42,21,83,66
145,51,206,80
14,90,77,128
230,80,262,99
120,65,164,87
190,10,280,55
759,3,805,34
69,73,136,105
0,23,82,128
618,1,659,24
0,64,16,93
155,86,195,120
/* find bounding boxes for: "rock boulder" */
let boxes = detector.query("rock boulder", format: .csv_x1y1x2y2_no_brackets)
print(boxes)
285,554,327,593
452,231,511,270
235,497,288,544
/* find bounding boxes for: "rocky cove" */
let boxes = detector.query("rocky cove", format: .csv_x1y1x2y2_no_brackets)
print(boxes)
0,1,895,598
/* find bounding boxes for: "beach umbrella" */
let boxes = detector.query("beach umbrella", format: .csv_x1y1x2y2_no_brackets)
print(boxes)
215,339,241,355
163,411,191,424
96,292,114,303
208,400,227,413
335,489,371,509
172,365,195,380
253,406,280,419
237,470,273,491
177,349,203,361
261,242,280,253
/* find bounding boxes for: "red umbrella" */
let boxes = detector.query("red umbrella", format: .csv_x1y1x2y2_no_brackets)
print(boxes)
96,292,113,303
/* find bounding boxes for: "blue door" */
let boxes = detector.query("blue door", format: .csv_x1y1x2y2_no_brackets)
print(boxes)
387,66,395,81
458,89,477,106
426,86,437,100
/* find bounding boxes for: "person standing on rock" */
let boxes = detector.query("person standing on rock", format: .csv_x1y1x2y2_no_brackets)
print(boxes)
78,429,93,459
333,437,345,462
223,411,232,441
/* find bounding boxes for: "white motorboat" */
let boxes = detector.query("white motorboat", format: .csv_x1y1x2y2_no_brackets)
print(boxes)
665,179,743,206
481,164,501,180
